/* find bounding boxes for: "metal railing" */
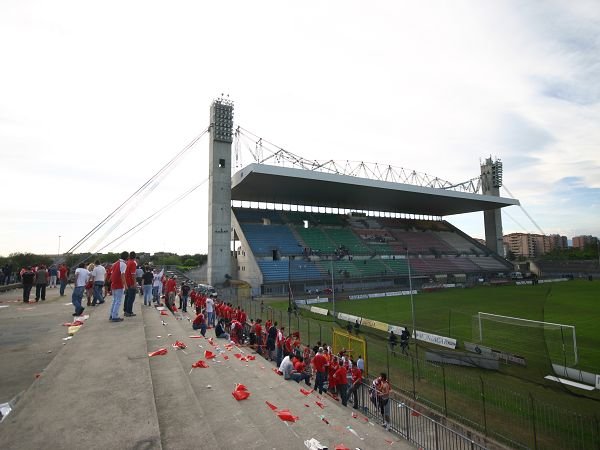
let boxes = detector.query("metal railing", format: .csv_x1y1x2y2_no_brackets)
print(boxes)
359,382,487,450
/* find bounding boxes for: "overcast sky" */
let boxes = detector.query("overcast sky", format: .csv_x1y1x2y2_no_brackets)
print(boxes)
1,0,599,257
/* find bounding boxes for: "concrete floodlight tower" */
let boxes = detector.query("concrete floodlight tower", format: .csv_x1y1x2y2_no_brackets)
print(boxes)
207,98,234,287
480,157,504,255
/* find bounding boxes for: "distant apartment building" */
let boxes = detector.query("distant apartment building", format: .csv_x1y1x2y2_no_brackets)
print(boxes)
547,234,568,250
503,233,552,258
572,235,597,249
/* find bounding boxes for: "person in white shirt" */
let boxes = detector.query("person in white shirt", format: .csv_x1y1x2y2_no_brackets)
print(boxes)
356,356,365,372
279,355,294,380
72,262,89,316
205,296,215,327
91,260,106,306
152,268,164,305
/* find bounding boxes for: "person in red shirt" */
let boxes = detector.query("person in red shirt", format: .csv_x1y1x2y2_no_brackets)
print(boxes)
255,319,263,355
104,264,112,297
58,263,69,296
192,310,206,337
239,309,247,326
165,276,177,313
334,362,349,406
328,356,339,398
290,356,311,385
312,347,328,394
349,363,363,409
123,251,138,317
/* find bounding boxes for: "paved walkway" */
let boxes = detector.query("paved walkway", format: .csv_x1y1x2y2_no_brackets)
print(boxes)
0,288,414,450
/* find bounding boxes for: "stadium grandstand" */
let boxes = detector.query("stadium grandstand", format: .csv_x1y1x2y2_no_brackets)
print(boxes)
206,98,519,295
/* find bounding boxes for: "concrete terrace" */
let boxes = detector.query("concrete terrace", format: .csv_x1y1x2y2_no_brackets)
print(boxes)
0,288,414,450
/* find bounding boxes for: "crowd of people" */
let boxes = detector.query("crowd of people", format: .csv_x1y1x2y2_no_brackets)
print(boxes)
187,298,393,430
14,253,394,430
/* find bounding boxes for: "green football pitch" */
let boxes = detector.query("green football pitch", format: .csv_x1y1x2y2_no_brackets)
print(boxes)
326,280,600,373
263,280,600,447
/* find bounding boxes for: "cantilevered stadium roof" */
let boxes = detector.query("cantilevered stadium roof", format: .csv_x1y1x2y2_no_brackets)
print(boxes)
231,164,519,216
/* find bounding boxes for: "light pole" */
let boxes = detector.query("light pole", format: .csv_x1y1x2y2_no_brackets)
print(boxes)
331,258,335,316
406,248,417,352
287,256,292,330
58,235,62,259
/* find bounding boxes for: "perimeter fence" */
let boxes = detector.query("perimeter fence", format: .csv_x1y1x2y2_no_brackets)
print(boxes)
222,289,600,450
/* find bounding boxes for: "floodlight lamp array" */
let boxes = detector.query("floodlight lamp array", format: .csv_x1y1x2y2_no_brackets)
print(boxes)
212,99,234,143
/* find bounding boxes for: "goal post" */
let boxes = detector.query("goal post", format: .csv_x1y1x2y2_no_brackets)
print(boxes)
332,329,367,375
474,312,578,366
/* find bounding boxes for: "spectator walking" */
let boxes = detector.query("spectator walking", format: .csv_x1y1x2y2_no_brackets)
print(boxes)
152,268,164,305
400,327,410,355
58,263,68,296
72,262,89,316
91,261,106,306
34,265,48,302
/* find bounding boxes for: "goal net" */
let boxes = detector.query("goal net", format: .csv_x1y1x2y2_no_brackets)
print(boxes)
473,312,578,367
332,329,368,375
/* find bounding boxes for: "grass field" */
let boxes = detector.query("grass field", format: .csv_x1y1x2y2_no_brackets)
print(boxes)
257,280,600,449
325,280,600,372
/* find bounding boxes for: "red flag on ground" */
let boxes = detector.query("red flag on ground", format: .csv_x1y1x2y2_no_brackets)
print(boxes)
265,401,278,411
300,388,313,396
234,353,242,359
160,311,169,316
148,348,168,357
277,410,299,422
172,340,187,349
235,383,248,391
232,390,250,401
335,445,350,450
223,355,229,360
315,401,326,409
192,360,209,368
246,355,256,361
204,350,216,359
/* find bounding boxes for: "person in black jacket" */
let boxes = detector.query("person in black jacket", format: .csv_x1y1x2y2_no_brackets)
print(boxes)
21,267,35,303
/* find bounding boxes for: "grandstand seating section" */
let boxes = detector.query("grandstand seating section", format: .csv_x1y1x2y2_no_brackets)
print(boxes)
239,223,304,257
257,260,323,283
233,208,512,284
436,231,482,255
